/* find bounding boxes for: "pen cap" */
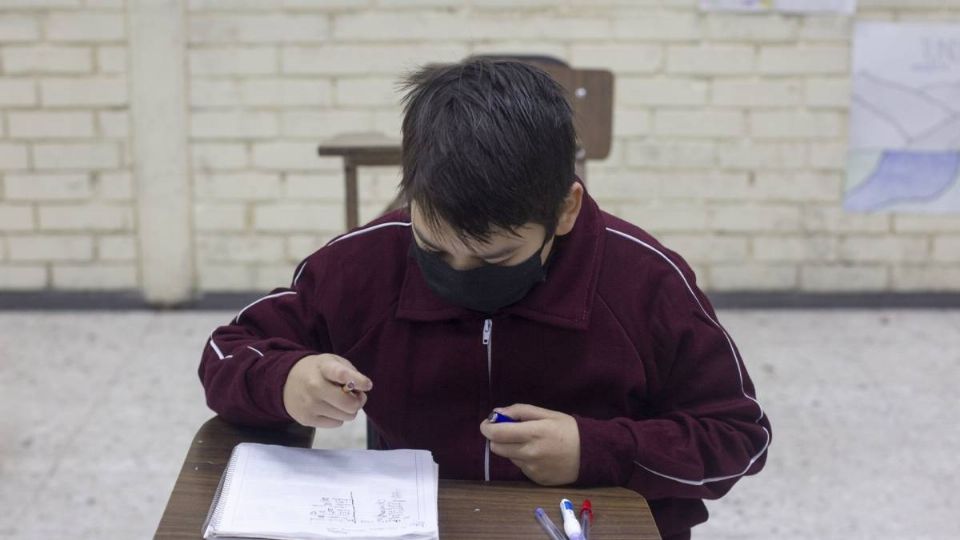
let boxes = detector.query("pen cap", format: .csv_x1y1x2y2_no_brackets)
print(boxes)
581,499,593,523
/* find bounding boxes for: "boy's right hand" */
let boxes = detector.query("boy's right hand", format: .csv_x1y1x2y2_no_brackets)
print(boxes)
282,354,373,429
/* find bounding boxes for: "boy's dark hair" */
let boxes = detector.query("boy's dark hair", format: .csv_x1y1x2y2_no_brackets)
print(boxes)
398,58,577,243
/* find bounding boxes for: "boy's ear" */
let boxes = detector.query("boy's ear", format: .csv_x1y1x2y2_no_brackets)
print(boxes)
554,182,584,237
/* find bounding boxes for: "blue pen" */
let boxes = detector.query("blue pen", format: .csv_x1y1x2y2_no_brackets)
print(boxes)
488,411,517,423
534,507,565,540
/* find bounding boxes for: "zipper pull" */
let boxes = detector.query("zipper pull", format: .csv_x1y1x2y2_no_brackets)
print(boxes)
482,319,492,345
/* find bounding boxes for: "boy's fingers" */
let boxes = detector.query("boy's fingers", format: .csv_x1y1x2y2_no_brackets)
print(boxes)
319,356,373,391
481,419,541,444
489,441,533,461
495,403,556,421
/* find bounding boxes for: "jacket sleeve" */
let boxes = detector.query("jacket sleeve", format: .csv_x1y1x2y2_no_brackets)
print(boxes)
198,259,331,427
574,260,771,500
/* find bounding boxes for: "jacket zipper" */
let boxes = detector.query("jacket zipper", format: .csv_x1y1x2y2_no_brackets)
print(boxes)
482,318,493,482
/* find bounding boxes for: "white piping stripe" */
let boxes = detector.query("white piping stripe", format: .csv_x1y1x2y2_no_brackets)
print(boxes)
247,345,264,357
606,227,770,486
327,221,411,246
292,261,307,287
208,337,225,360
234,291,297,324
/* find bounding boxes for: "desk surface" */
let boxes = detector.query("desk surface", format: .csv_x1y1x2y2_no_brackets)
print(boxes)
155,417,661,540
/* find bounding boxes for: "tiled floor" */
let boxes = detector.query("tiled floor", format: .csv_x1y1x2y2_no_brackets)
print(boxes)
1,309,958,539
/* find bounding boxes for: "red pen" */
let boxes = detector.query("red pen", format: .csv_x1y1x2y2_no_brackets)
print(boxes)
579,499,593,540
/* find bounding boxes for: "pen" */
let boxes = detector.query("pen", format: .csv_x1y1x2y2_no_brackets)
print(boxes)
487,411,517,423
579,499,593,540
560,499,585,540
341,380,358,395
534,508,565,540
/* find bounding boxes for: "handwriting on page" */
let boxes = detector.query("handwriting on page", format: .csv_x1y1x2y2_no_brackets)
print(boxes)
310,490,419,527
310,494,357,524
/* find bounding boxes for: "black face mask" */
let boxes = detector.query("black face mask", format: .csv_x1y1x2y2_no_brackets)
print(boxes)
410,233,552,314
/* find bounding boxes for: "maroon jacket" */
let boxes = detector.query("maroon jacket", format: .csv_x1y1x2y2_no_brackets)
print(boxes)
199,191,771,539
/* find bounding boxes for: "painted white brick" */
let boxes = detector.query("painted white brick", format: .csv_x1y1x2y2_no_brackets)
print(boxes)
659,234,749,263
191,111,279,139
0,79,37,106
285,173,345,200
758,45,849,74
0,15,40,42
332,11,463,41
616,204,709,232
1,45,93,73
809,141,847,170
8,235,93,261
52,264,137,289
613,109,651,137
192,143,249,170
195,172,282,200
800,264,888,291
750,110,843,139
97,235,137,261
280,109,375,138
189,79,241,107
705,14,797,42
0,205,34,231
799,16,851,42
752,172,842,202
655,110,744,137
241,78,333,106
45,13,125,42
570,44,662,74
709,205,801,232
0,265,47,289
189,47,277,75
40,77,127,106
660,171,753,201
710,263,798,290
373,109,402,136
97,46,127,73
894,215,960,233
627,140,715,168
805,78,851,108
471,16,612,41
933,235,960,262
0,0,81,6
98,111,129,138
286,234,331,260
198,263,254,292
190,14,328,43
611,13,701,41
254,202,344,232
469,41,568,60
96,171,133,200
197,235,285,262
252,142,341,171
753,235,837,262
194,203,247,232
717,141,807,170
8,111,95,138
334,77,402,107
712,79,802,107
38,204,134,231
839,235,929,263
667,45,755,75
892,265,960,291
803,206,890,233
4,173,91,200
618,77,708,106
0,143,30,169
282,44,468,75
254,263,298,290
32,143,119,170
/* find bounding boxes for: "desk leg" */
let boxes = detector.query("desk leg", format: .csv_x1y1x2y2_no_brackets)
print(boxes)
345,160,359,231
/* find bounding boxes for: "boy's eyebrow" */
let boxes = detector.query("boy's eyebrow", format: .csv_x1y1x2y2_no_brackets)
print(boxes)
412,225,518,260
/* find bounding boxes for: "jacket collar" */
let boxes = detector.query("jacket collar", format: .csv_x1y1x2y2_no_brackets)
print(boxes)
395,186,605,330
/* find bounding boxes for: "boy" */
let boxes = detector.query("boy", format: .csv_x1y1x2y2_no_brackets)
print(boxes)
199,59,770,540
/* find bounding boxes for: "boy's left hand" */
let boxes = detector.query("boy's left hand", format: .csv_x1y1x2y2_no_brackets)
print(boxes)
479,403,580,486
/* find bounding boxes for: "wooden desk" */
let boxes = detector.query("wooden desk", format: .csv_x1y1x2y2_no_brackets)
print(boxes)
156,416,661,539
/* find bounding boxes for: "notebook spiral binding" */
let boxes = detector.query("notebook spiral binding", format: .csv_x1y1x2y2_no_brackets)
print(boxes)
202,444,243,537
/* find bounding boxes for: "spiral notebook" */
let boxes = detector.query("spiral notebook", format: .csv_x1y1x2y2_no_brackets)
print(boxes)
202,443,440,540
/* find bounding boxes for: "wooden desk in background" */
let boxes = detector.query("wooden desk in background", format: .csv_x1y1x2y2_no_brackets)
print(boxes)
155,416,661,539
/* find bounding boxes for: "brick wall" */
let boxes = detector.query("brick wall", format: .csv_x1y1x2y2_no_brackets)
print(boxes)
2,0,960,295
